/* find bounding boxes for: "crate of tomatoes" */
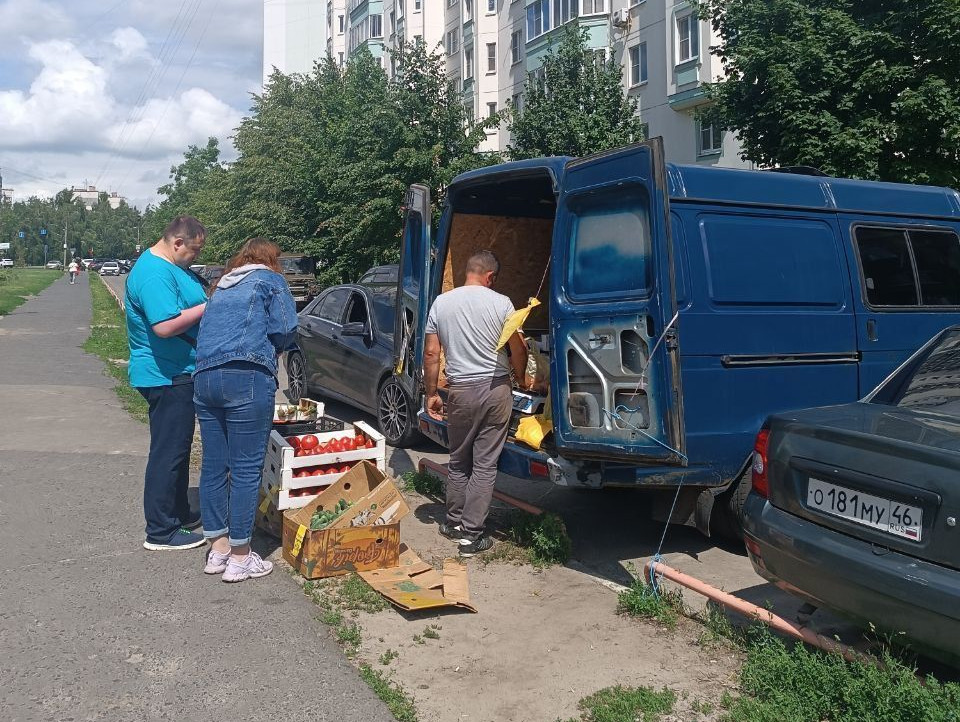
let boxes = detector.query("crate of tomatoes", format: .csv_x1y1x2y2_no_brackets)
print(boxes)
260,420,386,510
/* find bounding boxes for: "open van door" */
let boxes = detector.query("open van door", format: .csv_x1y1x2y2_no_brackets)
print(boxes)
549,139,685,465
393,184,433,401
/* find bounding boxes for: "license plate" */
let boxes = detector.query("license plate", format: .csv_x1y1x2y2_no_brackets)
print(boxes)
806,478,923,542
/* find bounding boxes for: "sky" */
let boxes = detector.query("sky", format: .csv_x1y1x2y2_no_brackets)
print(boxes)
0,0,264,210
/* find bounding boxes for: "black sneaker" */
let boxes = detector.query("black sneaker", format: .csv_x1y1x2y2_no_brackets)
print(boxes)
439,523,468,541
457,536,494,557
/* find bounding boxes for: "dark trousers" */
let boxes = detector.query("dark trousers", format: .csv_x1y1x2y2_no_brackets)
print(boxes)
445,377,513,539
138,380,196,543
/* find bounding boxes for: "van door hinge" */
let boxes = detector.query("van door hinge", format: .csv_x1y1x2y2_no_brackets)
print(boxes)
664,328,679,351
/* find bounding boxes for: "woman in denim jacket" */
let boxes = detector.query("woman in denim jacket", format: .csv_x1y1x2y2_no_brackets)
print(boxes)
193,238,298,582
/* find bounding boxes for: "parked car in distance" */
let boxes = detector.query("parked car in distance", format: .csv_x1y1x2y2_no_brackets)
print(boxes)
201,265,225,286
357,264,398,286
744,326,960,666
279,253,321,309
286,283,419,447
99,261,121,276
45,260,63,269
0,258,14,268
81,258,94,268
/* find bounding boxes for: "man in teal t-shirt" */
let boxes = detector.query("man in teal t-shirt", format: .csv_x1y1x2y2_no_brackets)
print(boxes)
125,216,208,551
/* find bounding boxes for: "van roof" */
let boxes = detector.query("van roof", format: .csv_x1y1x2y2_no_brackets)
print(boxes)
449,155,960,220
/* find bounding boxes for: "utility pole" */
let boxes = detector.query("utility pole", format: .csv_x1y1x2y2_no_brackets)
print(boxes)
62,219,68,268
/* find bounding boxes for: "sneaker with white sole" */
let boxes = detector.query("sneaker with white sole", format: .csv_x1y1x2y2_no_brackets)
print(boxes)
143,528,206,551
204,548,231,574
222,551,273,583
458,536,494,557
438,523,468,541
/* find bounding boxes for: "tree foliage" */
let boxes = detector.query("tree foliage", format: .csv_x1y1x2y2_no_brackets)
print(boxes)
150,42,494,284
0,192,142,265
507,25,645,160
701,0,960,186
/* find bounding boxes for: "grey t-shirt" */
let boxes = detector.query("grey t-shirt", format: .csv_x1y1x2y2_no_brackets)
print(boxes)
425,285,516,384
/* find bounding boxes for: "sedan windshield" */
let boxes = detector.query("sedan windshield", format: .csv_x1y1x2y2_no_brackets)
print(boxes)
870,329,960,416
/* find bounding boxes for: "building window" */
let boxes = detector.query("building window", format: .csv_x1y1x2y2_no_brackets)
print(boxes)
389,10,395,35
486,42,496,73
698,121,722,155
464,45,474,78
398,0,404,18
554,0,577,25
414,0,421,10
338,14,344,34
447,28,460,55
338,51,344,66
526,0,550,40
581,0,606,14
487,101,498,118
465,98,475,121
677,13,699,64
487,0,496,11
511,92,523,113
511,29,523,64
465,0,473,20
629,42,647,86
370,14,383,38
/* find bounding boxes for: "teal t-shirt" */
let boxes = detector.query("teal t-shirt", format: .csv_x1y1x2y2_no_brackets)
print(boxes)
125,249,207,388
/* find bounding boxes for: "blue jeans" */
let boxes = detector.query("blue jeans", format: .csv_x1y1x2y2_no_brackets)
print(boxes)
138,378,196,543
194,362,277,546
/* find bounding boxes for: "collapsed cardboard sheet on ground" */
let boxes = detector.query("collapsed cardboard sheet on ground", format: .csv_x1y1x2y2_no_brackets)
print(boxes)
359,545,477,613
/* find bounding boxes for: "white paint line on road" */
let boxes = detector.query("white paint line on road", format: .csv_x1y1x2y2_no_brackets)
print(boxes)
566,560,630,595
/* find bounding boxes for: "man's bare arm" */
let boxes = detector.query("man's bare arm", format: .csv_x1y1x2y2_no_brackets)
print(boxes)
152,303,206,338
423,333,444,420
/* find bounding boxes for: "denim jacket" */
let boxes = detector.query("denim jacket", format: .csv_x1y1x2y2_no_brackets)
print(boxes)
194,265,298,376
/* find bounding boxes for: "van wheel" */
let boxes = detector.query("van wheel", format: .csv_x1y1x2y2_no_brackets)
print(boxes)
377,378,420,448
286,351,306,403
711,469,751,541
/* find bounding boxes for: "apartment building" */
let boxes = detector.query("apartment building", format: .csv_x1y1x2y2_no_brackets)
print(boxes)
263,0,327,84
327,0,348,67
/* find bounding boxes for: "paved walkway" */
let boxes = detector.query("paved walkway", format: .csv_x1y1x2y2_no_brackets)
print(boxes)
0,273,393,722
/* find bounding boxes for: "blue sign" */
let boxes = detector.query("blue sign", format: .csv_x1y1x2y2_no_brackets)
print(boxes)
17,230,25,238
40,228,47,236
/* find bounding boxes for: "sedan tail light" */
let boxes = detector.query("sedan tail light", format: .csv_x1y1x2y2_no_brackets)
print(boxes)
752,429,770,499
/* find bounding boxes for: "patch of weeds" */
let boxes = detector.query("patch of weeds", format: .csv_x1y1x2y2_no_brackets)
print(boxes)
336,621,362,652
412,633,424,645
561,685,676,722
318,608,343,627
697,601,741,648
359,665,418,722
723,627,960,722
379,648,399,666
616,575,684,630
400,469,445,498
339,573,388,613
508,511,572,567
84,276,148,422
690,699,714,715
422,625,440,640
478,539,530,566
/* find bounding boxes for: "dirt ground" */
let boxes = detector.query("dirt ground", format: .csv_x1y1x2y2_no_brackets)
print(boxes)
344,490,742,722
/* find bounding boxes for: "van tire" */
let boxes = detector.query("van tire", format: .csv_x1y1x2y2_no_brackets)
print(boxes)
711,468,751,541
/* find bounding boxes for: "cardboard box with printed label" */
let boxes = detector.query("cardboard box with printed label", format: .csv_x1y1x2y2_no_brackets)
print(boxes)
281,461,410,579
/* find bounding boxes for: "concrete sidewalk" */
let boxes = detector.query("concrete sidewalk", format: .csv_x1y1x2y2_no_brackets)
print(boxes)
0,273,393,722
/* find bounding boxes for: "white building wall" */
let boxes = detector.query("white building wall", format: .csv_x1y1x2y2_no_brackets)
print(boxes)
263,0,328,85
328,0,348,66
383,0,446,77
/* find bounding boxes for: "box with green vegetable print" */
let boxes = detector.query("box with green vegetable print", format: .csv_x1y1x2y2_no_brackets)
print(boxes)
282,461,410,579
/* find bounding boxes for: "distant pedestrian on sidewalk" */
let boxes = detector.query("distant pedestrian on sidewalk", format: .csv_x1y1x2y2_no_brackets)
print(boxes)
68,259,79,284
194,238,297,582
423,250,527,557
125,216,209,551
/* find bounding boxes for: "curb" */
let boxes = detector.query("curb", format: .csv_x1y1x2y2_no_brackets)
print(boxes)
97,275,125,311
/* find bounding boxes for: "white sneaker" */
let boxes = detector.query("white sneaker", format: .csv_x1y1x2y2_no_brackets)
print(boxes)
222,551,273,583
204,549,230,574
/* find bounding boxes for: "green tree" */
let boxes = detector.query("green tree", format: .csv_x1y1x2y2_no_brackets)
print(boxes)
701,0,960,186
507,25,645,159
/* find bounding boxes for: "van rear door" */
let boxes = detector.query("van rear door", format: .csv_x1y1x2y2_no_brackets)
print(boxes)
394,184,432,400
550,139,685,464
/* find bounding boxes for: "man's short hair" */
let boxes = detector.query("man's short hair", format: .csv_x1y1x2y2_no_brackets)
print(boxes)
162,216,206,243
465,250,500,278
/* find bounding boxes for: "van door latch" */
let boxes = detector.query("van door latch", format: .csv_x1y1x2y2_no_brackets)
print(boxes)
664,328,679,351
588,334,612,349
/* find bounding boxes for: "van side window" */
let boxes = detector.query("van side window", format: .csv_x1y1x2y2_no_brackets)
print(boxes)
855,226,960,307
569,188,651,298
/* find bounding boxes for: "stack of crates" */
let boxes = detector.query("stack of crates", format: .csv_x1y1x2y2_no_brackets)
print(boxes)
260,421,386,510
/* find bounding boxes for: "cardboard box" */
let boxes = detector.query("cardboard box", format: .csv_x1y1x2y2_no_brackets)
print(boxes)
358,546,477,613
281,461,410,579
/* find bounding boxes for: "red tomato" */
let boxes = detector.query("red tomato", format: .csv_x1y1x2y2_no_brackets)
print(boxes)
355,433,365,445
288,436,301,449
299,434,319,450
294,470,308,478
340,465,351,474
317,442,329,454
329,439,342,453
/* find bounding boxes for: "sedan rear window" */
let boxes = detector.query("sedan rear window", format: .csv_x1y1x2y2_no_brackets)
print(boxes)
871,329,960,415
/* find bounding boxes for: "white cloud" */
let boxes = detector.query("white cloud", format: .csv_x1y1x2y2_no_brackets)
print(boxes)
109,27,151,63
0,0,72,39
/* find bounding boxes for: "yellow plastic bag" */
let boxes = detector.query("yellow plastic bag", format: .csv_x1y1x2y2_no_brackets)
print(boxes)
516,414,552,451
496,298,541,350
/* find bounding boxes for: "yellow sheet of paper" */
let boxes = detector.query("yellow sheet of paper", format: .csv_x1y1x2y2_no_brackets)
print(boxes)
496,297,540,350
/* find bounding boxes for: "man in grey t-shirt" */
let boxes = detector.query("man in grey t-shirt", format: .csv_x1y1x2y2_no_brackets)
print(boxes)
424,250,527,556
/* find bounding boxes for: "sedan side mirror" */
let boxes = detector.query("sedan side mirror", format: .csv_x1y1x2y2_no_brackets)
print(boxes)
341,321,370,338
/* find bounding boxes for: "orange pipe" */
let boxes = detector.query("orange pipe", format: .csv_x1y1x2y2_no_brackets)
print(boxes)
417,458,544,516
644,560,871,664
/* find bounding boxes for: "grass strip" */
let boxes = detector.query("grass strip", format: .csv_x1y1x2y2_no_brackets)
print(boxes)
84,275,148,422
359,665,419,722
560,685,676,722
0,268,61,315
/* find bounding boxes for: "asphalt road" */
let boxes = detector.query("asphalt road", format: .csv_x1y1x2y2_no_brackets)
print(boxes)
0,272,393,722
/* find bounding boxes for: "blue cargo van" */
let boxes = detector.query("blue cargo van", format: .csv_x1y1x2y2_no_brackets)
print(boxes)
393,139,960,535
